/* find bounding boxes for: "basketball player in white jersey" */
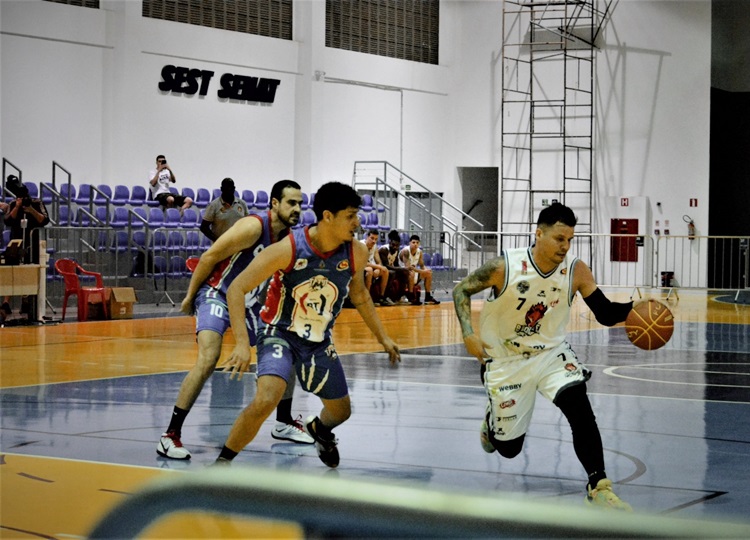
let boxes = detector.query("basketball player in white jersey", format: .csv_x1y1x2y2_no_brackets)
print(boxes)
452,202,633,510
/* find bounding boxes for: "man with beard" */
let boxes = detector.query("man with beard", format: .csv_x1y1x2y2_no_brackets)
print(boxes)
157,179,313,460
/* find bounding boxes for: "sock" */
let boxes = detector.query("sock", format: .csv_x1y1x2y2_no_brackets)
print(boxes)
275,398,293,424
313,417,333,438
218,445,238,462
167,406,189,434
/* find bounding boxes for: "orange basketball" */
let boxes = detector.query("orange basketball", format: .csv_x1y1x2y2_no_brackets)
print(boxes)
625,299,674,350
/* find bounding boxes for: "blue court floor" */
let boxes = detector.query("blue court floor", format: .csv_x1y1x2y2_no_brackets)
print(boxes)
2,317,749,528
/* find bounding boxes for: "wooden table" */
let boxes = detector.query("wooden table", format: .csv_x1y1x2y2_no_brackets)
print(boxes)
0,264,46,321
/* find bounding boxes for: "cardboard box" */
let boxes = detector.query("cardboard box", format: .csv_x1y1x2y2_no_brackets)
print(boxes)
105,287,137,319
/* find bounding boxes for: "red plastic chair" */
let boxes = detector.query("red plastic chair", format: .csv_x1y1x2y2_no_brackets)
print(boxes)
186,256,200,273
54,259,109,322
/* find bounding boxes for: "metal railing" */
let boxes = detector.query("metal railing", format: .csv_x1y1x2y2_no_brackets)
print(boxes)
450,231,750,292
352,160,485,238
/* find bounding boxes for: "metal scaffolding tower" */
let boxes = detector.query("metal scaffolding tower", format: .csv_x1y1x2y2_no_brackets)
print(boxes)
500,0,615,237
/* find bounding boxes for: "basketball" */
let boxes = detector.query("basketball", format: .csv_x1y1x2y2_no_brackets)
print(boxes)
625,299,674,350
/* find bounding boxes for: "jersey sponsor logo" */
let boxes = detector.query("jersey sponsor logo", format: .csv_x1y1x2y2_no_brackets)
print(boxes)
521,260,528,274
336,259,350,271
499,398,516,409
497,415,517,422
497,383,522,392
294,258,308,271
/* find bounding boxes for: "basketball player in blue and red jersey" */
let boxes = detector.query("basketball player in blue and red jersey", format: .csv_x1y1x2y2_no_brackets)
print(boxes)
157,180,313,460
453,202,634,510
216,181,400,467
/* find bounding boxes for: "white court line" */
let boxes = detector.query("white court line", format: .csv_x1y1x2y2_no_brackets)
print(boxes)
603,364,750,388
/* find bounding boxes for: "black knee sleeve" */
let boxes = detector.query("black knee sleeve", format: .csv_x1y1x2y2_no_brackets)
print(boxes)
555,383,605,477
555,383,597,428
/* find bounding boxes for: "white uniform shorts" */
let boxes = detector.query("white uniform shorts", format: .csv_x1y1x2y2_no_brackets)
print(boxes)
484,341,590,442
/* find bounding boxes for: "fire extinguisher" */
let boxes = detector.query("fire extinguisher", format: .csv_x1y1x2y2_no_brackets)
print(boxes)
683,214,696,240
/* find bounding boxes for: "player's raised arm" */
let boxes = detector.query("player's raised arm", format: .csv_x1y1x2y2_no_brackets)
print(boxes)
224,236,294,379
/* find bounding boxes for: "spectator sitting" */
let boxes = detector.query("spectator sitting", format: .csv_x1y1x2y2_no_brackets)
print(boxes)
362,229,394,306
378,229,420,305
200,178,249,243
148,154,193,215
400,234,440,305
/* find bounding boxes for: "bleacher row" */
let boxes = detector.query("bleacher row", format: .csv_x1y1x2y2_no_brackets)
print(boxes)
8,182,393,233
11,183,318,228
3,184,449,299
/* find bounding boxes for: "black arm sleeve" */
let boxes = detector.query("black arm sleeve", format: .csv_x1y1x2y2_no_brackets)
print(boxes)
583,288,633,327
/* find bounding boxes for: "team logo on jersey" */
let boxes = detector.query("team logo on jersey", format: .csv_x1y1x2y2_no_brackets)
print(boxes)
514,302,547,337
294,258,308,271
521,260,528,274
516,281,530,294
336,259,350,271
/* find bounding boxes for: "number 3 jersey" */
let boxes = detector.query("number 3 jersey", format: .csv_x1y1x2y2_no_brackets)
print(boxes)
260,226,355,342
479,247,579,359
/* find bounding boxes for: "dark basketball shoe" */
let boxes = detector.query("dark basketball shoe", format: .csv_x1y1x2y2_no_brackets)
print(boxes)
303,415,340,468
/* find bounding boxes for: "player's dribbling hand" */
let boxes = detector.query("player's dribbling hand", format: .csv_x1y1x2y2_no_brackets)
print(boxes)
225,344,253,380
463,334,490,364
382,338,401,365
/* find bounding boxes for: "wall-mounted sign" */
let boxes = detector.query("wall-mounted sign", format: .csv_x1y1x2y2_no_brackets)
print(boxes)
158,65,280,104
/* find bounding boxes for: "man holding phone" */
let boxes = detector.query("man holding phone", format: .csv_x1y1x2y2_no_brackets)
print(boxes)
148,155,193,215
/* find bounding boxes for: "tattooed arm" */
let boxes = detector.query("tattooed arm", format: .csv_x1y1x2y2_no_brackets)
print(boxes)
452,257,505,363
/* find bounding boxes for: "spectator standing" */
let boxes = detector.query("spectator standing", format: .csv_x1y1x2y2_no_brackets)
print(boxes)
1,176,50,321
200,178,249,242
